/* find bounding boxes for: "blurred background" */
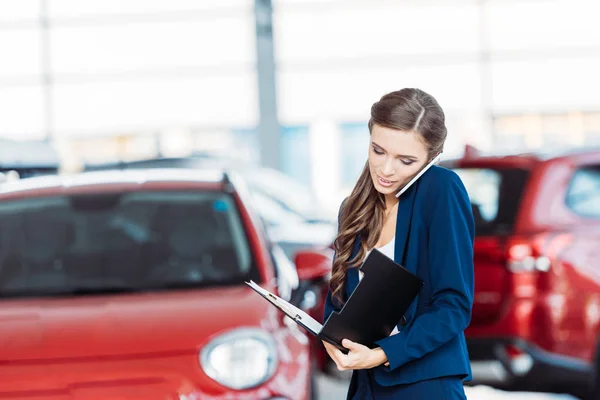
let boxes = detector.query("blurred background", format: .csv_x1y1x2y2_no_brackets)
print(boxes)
6,0,600,210
0,1,599,399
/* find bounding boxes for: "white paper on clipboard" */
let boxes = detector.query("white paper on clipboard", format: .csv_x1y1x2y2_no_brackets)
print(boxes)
245,280,323,335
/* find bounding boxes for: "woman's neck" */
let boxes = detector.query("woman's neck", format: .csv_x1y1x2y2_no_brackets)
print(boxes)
384,195,399,211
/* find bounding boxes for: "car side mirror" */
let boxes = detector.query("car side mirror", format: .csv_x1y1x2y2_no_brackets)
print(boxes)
294,248,333,281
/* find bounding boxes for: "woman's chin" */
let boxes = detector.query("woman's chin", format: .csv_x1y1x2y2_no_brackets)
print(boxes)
373,183,398,195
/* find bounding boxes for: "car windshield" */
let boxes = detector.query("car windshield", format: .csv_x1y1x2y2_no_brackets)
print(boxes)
452,167,530,236
0,190,259,298
86,159,332,222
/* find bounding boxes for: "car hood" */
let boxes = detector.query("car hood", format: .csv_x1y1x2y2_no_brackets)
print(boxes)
0,285,277,361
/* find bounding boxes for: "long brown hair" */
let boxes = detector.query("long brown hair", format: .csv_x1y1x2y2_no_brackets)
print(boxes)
330,88,447,305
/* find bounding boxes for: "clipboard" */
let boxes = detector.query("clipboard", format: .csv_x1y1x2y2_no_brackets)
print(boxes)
248,152,438,351
246,248,424,353
245,280,348,352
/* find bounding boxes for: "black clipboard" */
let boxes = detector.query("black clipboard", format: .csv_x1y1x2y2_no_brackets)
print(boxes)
246,247,423,353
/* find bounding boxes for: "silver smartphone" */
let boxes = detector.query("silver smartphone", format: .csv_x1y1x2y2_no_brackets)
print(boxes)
395,152,442,198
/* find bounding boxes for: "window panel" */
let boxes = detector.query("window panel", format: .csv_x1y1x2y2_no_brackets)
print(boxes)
339,122,368,188
0,29,41,78
274,2,479,64
52,73,257,134
487,0,600,51
280,125,310,185
51,18,255,75
491,58,600,110
48,0,251,18
0,85,45,139
0,0,40,22
279,63,481,122
541,114,582,150
230,127,260,164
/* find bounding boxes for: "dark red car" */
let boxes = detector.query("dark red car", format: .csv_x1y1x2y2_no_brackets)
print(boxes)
0,169,331,399
443,147,600,397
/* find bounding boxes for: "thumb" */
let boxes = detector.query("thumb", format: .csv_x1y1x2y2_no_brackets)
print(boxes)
342,339,360,350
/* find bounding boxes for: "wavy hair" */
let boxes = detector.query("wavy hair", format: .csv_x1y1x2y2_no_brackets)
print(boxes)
330,88,447,304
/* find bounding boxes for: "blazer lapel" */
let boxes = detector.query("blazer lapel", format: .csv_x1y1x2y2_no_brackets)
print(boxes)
394,182,419,274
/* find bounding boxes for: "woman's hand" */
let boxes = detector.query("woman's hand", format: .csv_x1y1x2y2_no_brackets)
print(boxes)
322,339,390,371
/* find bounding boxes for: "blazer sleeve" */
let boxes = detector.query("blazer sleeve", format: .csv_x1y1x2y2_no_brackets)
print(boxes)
375,172,475,371
323,198,347,322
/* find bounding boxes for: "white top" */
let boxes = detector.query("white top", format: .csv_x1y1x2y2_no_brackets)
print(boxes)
359,235,395,280
359,235,399,336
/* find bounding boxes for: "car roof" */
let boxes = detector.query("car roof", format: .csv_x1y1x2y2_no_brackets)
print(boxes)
443,146,600,168
0,168,228,196
84,156,262,173
485,146,600,161
527,146,600,161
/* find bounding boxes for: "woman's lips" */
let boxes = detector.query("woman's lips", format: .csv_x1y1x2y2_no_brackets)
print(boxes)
377,175,395,187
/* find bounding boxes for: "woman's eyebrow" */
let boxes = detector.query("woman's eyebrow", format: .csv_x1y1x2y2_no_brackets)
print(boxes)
372,142,419,160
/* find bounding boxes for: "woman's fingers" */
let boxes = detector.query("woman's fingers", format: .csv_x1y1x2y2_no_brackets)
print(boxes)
322,341,336,354
341,338,364,352
323,342,342,361
321,341,336,359
322,341,348,370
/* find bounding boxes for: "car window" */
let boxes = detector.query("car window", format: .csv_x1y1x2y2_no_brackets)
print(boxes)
453,167,530,236
566,165,600,218
241,168,326,220
0,191,260,298
249,189,304,226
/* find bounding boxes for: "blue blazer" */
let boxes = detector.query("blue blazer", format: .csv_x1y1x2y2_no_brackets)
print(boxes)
324,165,475,386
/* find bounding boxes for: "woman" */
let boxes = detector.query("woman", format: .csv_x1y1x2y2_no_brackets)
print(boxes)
322,88,475,399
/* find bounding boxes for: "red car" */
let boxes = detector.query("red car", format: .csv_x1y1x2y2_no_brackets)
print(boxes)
0,169,331,400
443,147,600,397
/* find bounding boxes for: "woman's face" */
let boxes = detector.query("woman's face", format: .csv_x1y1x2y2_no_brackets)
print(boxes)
368,124,430,197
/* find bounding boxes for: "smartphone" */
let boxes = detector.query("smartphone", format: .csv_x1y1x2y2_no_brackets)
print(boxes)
395,152,442,198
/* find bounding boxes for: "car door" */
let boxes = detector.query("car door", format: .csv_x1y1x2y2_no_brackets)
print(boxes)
560,163,600,361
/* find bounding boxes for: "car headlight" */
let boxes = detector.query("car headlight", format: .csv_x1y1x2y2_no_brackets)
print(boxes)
200,328,278,390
